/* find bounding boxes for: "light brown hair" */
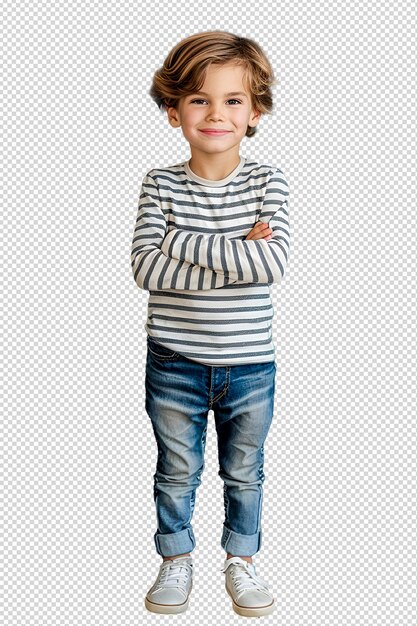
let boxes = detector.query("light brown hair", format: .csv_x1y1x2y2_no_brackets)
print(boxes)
149,30,278,138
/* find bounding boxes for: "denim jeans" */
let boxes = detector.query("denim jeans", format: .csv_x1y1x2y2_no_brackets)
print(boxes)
145,335,276,558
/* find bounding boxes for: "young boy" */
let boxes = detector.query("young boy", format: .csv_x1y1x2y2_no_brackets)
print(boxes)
131,31,290,617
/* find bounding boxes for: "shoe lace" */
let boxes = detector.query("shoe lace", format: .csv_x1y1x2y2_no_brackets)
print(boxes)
221,559,270,598
157,558,192,590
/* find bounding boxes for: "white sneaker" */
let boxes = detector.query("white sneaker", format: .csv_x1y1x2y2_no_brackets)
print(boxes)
221,556,276,617
145,556,193,614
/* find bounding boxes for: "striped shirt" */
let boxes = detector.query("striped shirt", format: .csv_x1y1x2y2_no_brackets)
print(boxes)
131,154,290,366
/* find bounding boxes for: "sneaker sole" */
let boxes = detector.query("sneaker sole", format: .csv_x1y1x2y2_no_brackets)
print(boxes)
145,580,193,614
226,584,275,617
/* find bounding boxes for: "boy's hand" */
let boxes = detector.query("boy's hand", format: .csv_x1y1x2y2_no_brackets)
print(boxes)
245,221,272,241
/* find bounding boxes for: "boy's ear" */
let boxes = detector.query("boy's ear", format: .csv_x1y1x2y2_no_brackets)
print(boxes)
249,108,262,128
166,106,181,128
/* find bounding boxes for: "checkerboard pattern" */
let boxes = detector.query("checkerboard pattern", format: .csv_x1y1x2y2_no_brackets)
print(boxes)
1,2,415,625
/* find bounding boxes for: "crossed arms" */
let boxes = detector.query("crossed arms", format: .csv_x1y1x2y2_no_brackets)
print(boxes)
131,170,290,292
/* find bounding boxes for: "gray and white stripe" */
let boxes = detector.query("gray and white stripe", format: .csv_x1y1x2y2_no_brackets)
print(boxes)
131,155,290,365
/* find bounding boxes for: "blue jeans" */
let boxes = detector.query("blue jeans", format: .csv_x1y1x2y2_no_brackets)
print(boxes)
145,335,276,558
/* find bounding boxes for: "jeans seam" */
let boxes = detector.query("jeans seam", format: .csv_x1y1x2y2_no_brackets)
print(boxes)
211,366,230,406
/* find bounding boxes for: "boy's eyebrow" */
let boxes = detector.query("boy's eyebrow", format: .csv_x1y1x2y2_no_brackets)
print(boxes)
190,91,248,98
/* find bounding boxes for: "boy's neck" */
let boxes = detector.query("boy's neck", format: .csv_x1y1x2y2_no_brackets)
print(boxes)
188,152,242,181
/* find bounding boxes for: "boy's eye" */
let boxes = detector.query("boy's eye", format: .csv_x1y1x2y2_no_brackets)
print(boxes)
190,99,242,105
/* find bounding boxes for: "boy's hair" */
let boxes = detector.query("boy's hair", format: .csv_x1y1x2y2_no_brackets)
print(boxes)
149,30,278,138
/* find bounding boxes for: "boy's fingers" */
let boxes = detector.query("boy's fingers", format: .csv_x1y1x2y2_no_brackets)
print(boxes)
246,222,270,239
248,223,266,236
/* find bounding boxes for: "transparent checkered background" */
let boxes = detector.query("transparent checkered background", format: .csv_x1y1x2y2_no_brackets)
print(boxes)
1,1,416,625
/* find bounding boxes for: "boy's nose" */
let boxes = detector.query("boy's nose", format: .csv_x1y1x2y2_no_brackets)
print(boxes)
207,110,225,119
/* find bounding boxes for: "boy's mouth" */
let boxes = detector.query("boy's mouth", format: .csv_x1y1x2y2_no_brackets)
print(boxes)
199,129,231,136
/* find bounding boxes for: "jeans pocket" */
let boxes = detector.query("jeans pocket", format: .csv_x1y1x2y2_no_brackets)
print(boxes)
147,336,180,361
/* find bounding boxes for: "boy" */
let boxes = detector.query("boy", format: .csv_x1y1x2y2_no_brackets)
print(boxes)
131,31,290,617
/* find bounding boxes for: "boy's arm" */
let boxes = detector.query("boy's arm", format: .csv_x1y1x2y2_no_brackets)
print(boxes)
131,172,240,291
160,169,291,285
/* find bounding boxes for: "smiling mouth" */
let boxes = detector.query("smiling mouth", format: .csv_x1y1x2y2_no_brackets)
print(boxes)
199,129,231,135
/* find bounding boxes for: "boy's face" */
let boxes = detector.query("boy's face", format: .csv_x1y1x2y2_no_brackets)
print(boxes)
167,62,261,158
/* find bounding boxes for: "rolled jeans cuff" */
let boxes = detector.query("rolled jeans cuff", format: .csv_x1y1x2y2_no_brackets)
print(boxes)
221,523,262,557
154,527,196,558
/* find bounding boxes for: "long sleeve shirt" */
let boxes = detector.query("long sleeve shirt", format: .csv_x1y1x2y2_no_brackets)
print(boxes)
131,155,290,366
